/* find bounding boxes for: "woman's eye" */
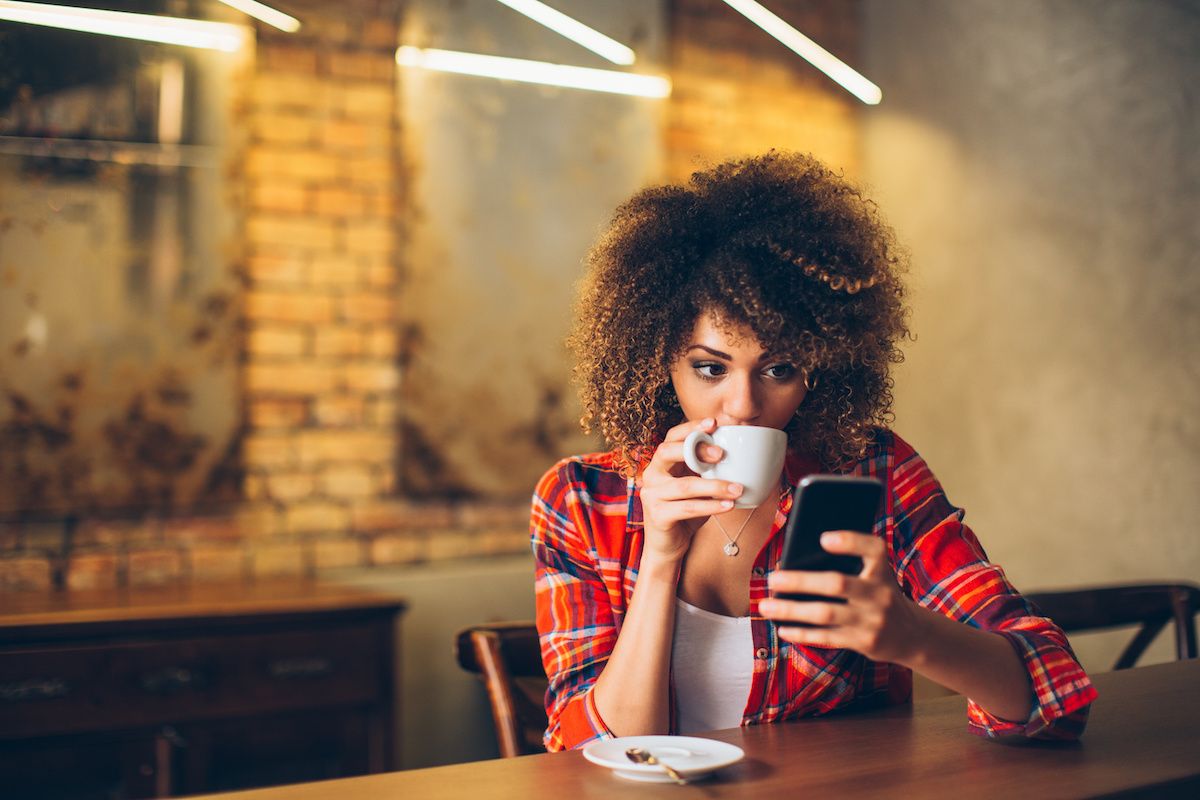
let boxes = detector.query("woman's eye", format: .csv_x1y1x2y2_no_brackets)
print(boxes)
693,362,725,379
764,364,796,380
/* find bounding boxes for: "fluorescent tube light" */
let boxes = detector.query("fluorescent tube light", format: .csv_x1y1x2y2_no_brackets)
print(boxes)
396,47,670,98
721,0,882,105
0,1,246,51
216,0,300,33
493,0,635,65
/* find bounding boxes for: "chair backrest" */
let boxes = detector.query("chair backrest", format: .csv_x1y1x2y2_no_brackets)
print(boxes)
1025,583,1200,670
454,621,548,758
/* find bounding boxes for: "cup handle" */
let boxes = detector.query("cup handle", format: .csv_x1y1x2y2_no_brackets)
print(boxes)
682,430,715,476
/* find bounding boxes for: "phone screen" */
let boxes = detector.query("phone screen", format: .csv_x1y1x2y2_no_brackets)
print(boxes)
775,475,884,604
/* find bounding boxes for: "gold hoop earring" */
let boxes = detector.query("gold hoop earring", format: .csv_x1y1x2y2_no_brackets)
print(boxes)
803,371,818,392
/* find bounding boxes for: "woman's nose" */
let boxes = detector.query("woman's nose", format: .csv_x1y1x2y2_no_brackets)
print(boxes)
722,373,760,423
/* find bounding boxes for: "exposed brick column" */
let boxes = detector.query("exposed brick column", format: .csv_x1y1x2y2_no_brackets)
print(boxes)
240,4,404,577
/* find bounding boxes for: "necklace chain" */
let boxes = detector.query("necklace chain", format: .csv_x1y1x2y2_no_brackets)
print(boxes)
711,499,765,557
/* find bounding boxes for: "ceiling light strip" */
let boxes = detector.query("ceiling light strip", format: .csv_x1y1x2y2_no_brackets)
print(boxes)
216,0,300,33
0,1,246,51
396,47,669,98
493,0,635,65
721,0,881,105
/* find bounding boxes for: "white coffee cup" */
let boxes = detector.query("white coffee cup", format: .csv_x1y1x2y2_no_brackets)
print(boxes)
682,425,788,508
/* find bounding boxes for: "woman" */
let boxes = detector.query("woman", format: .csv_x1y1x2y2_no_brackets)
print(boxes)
531,152,1095,751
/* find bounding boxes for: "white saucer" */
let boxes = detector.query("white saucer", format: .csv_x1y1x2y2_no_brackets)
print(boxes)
582,735,745,783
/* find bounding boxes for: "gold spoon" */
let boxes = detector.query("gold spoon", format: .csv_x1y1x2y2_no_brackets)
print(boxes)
625,746,688,785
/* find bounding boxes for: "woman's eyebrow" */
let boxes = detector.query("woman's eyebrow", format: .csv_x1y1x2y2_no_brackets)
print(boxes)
686,345,732,359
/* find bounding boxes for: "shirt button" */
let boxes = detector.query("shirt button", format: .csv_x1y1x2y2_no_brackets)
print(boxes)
755,648,769,660
752,567,766,577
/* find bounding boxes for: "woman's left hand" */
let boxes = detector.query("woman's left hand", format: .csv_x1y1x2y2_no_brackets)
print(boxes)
759,531,927,665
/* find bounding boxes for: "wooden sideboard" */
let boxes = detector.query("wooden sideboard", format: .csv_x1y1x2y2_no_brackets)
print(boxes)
0,580,406,799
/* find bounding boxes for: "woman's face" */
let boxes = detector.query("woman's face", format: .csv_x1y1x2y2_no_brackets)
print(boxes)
669,312,808,430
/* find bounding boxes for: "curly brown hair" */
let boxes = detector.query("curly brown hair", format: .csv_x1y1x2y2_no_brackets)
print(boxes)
568,151,910,473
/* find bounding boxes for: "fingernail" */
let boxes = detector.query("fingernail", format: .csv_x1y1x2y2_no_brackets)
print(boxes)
728,483,743,496
759,600,776,614
820,532,838,546
703,417,716,427
721,500,734,509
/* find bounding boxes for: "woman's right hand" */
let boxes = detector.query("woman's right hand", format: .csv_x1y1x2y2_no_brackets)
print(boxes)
638,417,745,564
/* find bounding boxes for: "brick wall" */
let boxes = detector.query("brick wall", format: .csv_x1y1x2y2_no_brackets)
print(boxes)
238,3,408,582
0,0,861,592
667,0,862,180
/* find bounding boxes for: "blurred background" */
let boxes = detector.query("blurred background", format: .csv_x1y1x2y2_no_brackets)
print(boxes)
0,0,1196,788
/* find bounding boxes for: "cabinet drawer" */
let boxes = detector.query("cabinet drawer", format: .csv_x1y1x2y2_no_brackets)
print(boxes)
0,646,110,737
0,622,386,738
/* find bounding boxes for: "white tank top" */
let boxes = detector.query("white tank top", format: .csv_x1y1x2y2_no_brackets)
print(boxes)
671,597,754,734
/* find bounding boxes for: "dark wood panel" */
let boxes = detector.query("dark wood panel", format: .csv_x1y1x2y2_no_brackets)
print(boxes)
1,622,383,738
0,731,161,800
173,709,374,795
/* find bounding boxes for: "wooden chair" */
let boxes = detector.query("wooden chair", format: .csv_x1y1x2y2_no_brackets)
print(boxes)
1025,582,1200,670
454,621,549,758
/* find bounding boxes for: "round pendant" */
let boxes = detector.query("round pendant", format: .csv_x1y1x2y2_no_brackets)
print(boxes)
723,541,739,557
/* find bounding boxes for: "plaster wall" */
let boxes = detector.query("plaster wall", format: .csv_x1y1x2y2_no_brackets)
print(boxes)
0,48,242,518
337,555,535,769
863,0,1199,670
397,0,665,499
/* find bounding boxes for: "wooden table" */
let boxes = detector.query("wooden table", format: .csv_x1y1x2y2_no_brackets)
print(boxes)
190,659,1199,799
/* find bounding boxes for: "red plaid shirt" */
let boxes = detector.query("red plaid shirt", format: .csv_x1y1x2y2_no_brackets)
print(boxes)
531,430,1097,751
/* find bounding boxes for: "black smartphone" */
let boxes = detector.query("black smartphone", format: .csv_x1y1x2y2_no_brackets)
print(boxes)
775,475,884,604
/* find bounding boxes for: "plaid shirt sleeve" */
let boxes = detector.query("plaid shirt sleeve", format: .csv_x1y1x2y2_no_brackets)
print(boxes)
530,458,618,751
889,437,1098,740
